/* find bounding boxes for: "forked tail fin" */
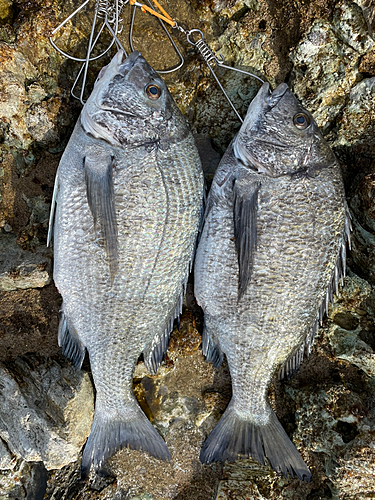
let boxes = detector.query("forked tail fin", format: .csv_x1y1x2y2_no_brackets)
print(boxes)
81,401,171,478
200,403,311,481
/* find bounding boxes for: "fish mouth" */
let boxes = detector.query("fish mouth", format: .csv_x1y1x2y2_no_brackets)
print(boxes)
96,51,144,118
240,82,290,134
267,83,288,106
118,50,142,75
257,82,288,108
233,82,290,174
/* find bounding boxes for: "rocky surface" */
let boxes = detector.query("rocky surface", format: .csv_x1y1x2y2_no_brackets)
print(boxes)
0,355,94,470
1,0,375,498
0,234,51,291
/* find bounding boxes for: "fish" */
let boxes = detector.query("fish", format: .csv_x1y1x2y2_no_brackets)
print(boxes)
194,82,349,481
47,50,204,477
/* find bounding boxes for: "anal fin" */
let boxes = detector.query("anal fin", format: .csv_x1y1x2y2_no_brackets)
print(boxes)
58,311,85,369
202,321,223,368
143,325,172,376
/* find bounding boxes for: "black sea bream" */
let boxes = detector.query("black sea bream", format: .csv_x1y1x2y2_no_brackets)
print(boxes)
194,82,349,480
48,50,204,477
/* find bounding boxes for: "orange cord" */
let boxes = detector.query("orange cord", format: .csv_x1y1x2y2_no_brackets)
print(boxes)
129,0,176,27
149,0,173,21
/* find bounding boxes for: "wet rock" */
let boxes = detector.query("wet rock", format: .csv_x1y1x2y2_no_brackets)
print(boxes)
0,355,94,470
111,350,225,500
0,461,48,500
286,273,375,497
345,150,375,285
334,77,375,154
21,461,48,500
290,1,373,132
0,0,13,23
0,285,61,361
0,438,15,470
0,46,37,151
0,234,51,290
355,0,375,35
326,273,375,379
25,97,72,148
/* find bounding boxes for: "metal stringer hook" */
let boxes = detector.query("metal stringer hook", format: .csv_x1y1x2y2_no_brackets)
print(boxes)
49,0,184,103
50,0,128,104
182,28,265,123
49,0,265,114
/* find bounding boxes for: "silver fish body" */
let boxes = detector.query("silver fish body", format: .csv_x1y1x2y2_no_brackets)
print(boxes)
48,51,204,476
194,82,348,480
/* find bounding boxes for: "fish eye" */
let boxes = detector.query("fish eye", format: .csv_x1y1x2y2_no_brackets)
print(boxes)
146,84,161,100
293,113,310,130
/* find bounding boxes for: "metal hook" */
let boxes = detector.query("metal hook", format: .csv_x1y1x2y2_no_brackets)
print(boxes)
184,28,264,123
49,0,128,104
49,0,264,112
129,0,184,74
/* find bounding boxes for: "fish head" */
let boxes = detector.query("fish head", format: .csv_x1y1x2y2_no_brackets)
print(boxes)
81,50,177,147
233,82,336,177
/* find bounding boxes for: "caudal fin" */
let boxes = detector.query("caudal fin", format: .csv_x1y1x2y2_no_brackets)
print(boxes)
81,402,171,478
200,404,311,481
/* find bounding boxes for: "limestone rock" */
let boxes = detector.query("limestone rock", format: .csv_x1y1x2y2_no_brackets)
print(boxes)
0,234,51,291
287,273,375,498
0,355,94,470
290,1,373,132
334,77,375,153
0,461,48,500
0,438,15,470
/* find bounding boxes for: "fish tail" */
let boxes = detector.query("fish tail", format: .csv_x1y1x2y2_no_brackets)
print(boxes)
81,402,171,479
200,402,311,482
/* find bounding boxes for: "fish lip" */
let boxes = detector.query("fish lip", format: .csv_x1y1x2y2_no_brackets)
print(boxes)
256,82,271,102
270,83,288,99
266,83,289,107
118,50,142,75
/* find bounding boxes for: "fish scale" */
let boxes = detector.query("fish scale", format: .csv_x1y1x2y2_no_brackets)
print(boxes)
49,50,204,477
195,82,348,480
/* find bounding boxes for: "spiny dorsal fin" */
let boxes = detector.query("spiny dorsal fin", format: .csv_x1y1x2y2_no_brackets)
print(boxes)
84,146,118,281
233,177,260,300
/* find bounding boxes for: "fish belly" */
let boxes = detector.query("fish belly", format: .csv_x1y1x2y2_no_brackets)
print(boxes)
55,139,202,383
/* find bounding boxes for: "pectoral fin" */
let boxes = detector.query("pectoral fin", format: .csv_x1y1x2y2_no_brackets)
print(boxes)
233,178,260,300
84,146,118,280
